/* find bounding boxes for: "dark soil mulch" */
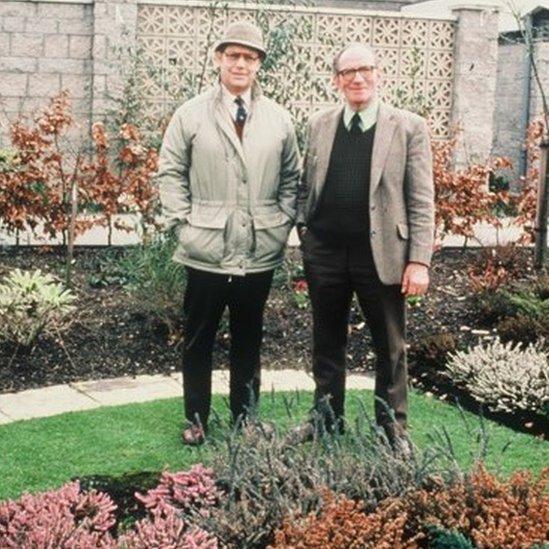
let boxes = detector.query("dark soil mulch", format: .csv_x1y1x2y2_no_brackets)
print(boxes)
0,245,544,436
77,471,161,529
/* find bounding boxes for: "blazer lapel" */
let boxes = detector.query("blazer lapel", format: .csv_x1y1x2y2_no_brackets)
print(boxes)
370,102,396,195
314,106,343,195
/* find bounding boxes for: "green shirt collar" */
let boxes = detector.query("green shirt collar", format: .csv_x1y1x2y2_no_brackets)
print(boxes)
343,98,380,132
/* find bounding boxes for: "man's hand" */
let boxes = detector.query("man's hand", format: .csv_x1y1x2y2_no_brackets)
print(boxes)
401,262,429,297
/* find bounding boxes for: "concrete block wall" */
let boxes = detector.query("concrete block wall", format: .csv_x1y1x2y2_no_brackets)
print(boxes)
0,0,94,144
0,0,532,181
492,41,527,184
451,5,500,166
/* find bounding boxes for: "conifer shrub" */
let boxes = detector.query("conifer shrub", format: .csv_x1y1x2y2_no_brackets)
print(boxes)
497,315,549,350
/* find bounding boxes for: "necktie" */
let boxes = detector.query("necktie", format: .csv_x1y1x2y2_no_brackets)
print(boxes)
350,113,362,135
235,96,247,125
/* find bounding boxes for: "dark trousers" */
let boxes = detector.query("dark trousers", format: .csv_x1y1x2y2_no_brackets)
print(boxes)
303,230,407,433
182,267,274,427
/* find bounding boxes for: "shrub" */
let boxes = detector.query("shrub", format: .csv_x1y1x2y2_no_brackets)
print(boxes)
445,339,548,415
0,481,116,548
497,315,549,350
467,244,530,293
113,236,186,339
474,281,548,325
197,412,467,547
271,465,549,549
270,488,418,548
117,506,217,549
535,274,549,300
412,332,457,369
135,464,222,516
0,269,76,347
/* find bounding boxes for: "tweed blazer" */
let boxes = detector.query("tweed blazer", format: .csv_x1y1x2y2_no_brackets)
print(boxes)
297,102,435,285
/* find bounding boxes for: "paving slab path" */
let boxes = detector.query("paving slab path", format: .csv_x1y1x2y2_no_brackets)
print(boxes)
0,370,375,424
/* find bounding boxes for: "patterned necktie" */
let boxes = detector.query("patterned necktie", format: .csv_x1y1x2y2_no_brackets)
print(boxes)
350,112,362,135
235,96,247,126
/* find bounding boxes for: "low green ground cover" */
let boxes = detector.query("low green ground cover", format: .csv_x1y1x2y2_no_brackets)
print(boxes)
1,389,546,501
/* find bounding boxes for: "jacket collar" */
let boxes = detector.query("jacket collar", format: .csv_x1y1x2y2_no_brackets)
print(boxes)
211,80,262,165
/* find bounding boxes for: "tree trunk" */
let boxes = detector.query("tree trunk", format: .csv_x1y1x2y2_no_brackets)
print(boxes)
534,140,549,269
65,180,78,286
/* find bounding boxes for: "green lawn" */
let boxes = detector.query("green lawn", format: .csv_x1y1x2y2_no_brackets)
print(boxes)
0,389,546,501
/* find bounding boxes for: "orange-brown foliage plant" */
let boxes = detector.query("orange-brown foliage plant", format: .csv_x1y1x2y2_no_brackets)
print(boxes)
0,91,92,239
0,91,159,244
271,465,549,549
432,133,512,247
83,122,159,243
514,118,546,244
466,243,531,293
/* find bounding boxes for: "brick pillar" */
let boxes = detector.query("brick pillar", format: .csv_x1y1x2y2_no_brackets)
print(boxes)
91,0,138,120
530,39,549,123
451,5,500,165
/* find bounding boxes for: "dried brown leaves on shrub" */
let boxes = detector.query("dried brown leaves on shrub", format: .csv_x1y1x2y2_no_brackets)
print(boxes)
467,244,531,293
0,91,159,244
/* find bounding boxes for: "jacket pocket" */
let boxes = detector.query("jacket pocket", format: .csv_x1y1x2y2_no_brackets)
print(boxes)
397,223,409,240
253,207,291,264
179,205,227,265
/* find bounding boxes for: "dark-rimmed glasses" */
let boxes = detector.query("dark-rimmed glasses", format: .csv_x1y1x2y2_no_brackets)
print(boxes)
337,65,376,82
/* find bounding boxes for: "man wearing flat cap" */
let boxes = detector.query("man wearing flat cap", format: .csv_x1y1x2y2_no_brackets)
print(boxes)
157,21,300,445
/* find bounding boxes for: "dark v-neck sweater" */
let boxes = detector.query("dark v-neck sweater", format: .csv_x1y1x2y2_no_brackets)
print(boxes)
310,115,376,242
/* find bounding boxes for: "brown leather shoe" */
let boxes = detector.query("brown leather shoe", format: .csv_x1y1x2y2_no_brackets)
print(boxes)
181,424,206,446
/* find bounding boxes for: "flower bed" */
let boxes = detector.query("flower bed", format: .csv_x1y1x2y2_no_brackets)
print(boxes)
2,441,547,549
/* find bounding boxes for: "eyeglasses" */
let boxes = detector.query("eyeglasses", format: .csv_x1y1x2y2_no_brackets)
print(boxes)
223,51,260,65
337,65,376,82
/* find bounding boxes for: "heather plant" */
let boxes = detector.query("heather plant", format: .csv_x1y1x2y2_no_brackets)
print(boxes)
0,481,117,548
135,464,223,517
196,408,475,548
474,276,548,326
117,506,218,549
445,339,548,416
270,465,549,549
0,268,76,347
